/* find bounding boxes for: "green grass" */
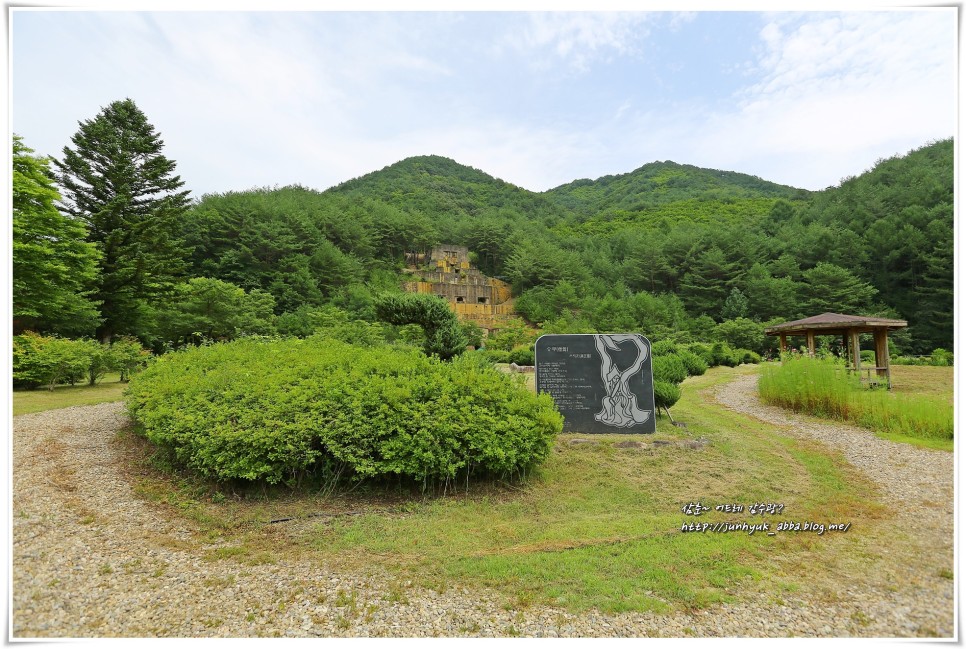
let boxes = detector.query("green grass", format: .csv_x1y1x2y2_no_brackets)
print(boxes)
13,373,128,416
291,366,880,613
889,365,955,403
758,358,953,451
113,364,885,616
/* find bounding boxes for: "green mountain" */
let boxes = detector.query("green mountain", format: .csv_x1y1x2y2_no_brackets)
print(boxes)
330,154,571,227
544,160,810,216
175,140,953,354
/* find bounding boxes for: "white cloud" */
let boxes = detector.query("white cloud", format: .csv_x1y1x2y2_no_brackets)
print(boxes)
12,10,955,197
501,12,655,72
663,11,956,189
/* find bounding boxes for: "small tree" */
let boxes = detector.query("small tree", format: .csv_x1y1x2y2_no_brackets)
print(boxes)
12,333,93,391
713,318,767,354
109,337,152,382
83,339,113,386
375,293,467,360
720,287,749,321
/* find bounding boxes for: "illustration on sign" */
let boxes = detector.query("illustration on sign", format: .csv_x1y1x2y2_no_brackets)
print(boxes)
535,334,656,434
594,334,651,428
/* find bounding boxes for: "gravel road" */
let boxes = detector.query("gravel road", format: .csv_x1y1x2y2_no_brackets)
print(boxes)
11,372,955,638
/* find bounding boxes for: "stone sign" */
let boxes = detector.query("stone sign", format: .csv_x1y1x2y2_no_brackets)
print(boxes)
535,334,656,434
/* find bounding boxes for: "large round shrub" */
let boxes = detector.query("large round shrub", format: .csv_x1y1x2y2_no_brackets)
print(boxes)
650,340,679,357
125,338,562,485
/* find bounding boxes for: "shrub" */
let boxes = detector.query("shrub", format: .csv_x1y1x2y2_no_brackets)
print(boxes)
508,345,535,366
13,333,92,390
125,338,562,486
737,349,762,365
678,350,708,377
481,349,511,364
460,321,485,349
930,348,953,367
712,318,766,354
13,332,49,389
110,336,153,381
650,340,679,357
486,318,538,352
83,339,114,386
652,354,687,385
860,350,875,364
653,380,681,411
709,342,739,367
685,342,714,366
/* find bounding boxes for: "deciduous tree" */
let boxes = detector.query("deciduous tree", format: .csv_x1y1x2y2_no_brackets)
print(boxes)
13,134,100,335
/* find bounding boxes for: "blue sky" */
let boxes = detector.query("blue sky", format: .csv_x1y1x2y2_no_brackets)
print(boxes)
10,7,957,197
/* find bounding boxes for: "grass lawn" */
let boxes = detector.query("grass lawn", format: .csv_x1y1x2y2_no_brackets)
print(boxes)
889,365,954,403
120,365,885,615
13,373,128,416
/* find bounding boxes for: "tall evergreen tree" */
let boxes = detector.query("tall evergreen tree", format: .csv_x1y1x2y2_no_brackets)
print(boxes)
13,134,101,335
679,246,739,318
54,99,191,342
800,263,878,315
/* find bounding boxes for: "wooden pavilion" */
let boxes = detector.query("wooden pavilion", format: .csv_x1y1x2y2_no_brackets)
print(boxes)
764,312,908,388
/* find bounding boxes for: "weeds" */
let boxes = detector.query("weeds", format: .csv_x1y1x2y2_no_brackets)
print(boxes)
758,357,953,447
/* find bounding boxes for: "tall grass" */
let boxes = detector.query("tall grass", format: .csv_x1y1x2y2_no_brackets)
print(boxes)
758,357,953,444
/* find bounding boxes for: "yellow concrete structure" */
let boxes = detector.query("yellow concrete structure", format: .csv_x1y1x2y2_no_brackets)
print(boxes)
404,245,517,331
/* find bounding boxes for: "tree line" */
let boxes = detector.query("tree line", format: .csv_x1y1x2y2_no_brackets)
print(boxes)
12,98,953,357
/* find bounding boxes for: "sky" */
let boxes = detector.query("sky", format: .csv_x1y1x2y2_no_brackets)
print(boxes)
9,6,958,198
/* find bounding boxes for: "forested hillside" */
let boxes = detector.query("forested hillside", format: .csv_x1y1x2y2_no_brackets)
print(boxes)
176,139,952,354
545,160,809,215
16,110,953,355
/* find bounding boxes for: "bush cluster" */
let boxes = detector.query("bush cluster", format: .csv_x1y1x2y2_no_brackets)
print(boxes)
649,339,711,412
13,332,151,390
479,349,511,363
893,348,954,367
685,341,760,368
125,338,563,487
478,345,535,366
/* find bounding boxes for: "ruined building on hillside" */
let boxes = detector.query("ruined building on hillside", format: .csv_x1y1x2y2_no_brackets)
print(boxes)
403,245,515,331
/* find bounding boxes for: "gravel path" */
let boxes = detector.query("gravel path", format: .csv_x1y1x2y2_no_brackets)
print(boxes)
11,373,955,638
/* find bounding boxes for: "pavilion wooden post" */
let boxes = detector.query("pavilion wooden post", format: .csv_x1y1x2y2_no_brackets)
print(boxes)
850,329,861,375
873,329,891,388
806,330,816,357
779,333,787,354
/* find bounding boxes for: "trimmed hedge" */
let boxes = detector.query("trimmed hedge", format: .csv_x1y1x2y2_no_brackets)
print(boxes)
650,340,679,357
653,380,681,411
652,354,687,385
677,350,708,377
125,338,562,486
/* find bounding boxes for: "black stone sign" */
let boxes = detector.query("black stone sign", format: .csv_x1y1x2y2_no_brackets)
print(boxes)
535,334,656,434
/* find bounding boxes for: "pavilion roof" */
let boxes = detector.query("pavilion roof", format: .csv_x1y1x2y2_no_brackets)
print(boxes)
764,312,908,336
